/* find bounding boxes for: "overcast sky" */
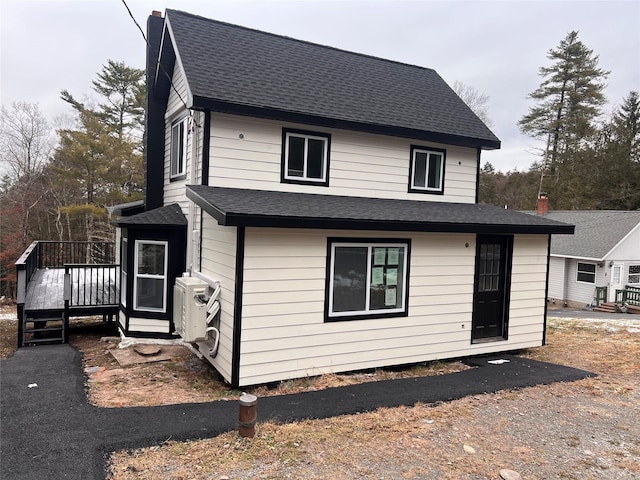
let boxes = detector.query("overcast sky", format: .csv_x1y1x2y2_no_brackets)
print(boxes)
1,0,639,172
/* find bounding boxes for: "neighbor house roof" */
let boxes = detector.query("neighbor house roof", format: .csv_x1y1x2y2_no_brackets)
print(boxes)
534,211,640,260
187,186,573,235
160,9,500,150
115,203,187,228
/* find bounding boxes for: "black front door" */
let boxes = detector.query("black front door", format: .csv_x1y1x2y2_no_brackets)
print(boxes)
472,235,512,342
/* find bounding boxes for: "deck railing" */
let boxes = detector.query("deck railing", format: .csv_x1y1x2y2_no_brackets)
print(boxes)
615,286,640,306
64,264,120,309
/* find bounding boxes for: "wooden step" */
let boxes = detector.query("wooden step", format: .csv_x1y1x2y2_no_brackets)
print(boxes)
594,302,640,314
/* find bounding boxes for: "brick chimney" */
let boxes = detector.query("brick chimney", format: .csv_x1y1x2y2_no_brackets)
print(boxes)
536,193,549,215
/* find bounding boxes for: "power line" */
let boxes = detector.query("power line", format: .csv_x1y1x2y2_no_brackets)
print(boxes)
119,0,200,128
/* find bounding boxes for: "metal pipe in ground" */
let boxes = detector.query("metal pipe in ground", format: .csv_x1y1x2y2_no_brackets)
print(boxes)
238,393,258,438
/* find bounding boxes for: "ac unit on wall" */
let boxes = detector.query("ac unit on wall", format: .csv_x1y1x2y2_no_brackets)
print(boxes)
173,277,209,342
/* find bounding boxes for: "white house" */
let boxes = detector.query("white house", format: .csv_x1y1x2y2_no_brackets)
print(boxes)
537,210,640,307
114,9,573,387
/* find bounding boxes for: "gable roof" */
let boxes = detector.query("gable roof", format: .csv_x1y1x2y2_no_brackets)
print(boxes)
187,186,573,235
161,9,500,150
535,211,640,260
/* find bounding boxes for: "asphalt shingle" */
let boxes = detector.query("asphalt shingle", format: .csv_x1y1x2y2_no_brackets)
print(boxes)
187,186,573,234
164,9,500,149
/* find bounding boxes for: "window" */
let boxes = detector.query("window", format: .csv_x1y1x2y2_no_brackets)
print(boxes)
134,240,168,312
282,129,330,185
409,146,445,194
328,240,409,320
120,238,128,307
577,262,596,284
629,265,640,284
170,117,187,180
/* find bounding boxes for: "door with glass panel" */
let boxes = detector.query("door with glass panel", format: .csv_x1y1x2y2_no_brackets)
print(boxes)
472,236,512,341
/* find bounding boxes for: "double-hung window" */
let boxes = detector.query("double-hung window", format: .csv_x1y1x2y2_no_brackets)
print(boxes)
282,129,330,186
409,146,445,194
170,117,187,180
628,265,640,284
327,240,409,320
576,262,596,284
134,240,168,312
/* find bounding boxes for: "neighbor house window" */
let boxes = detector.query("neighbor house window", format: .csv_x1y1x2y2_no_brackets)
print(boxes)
120,238,128,307
327,240,409,320
282,129,330,185
629,265,640,284
409,146,445,194
577,262,596,284
134,240,168,312
170,117,187,180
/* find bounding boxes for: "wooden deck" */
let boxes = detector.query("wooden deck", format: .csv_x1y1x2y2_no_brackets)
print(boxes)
25,266,119,313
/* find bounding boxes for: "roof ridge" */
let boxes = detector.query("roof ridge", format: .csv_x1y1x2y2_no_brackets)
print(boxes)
164,8,438,74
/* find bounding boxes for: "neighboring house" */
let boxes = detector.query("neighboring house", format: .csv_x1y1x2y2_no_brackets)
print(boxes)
535,209,640,307
113,9,573,387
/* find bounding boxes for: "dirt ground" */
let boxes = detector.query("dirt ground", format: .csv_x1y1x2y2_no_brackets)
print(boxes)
1,305,639,479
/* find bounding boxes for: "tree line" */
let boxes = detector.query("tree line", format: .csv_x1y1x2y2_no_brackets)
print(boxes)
0,60,144,298
481,31,639,211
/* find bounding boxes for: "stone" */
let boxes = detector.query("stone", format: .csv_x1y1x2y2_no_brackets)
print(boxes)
134,345,162,356
463,444,476,454
499,469,522,480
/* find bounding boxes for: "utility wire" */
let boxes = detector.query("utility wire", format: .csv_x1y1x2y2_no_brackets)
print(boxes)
119,0,200,128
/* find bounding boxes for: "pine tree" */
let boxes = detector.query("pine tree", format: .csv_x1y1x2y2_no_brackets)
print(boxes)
519,31,609,204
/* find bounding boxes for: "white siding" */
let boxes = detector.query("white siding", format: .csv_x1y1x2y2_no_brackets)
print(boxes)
128,317,170,334
565,259,605,306
208,113,477,203
548,256,565,300
236,229,548,386
199,216,237,383
163,65,191,212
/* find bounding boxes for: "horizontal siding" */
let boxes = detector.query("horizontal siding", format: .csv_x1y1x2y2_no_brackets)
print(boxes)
209,113,477,203
506,235,549,345
128,317,170,334
163,65,191,212
236,229,548,386
199,217,237,383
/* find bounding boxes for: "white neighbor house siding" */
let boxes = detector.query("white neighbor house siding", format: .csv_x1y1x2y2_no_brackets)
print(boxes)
564,260,606,306
207,113,478,204
548,256,566,301
199,216,237,383
236,228,548,386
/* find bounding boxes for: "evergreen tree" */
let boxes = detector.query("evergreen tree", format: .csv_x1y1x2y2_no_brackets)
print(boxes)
519,31,609,203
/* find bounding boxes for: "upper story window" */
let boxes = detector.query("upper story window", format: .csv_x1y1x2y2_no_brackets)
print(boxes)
170,117,187,181
282,128,330,186
409,146,446,194
576,262,596,284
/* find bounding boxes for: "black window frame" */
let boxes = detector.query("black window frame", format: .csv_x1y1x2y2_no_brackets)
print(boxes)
325,238,411,322
576,262,596,284
408,145,446,195
281,128,331,186
170,116,187,181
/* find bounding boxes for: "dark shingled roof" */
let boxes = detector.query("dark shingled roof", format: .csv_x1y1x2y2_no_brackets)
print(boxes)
531,211,640,260
187,186,574,235
163,9,500,149
116,203,187,227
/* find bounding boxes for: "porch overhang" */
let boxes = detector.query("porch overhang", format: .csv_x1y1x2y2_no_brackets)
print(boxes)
186,186,575,235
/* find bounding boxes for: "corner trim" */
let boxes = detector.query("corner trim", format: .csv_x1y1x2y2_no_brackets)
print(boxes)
475,147,481,204
231,226,245,387
543,234,551,345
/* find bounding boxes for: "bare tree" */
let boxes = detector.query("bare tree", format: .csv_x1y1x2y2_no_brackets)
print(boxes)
0,102,54,179
452,80,493,127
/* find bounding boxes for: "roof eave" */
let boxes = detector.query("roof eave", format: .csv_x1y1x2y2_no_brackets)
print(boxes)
192,96,501,150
